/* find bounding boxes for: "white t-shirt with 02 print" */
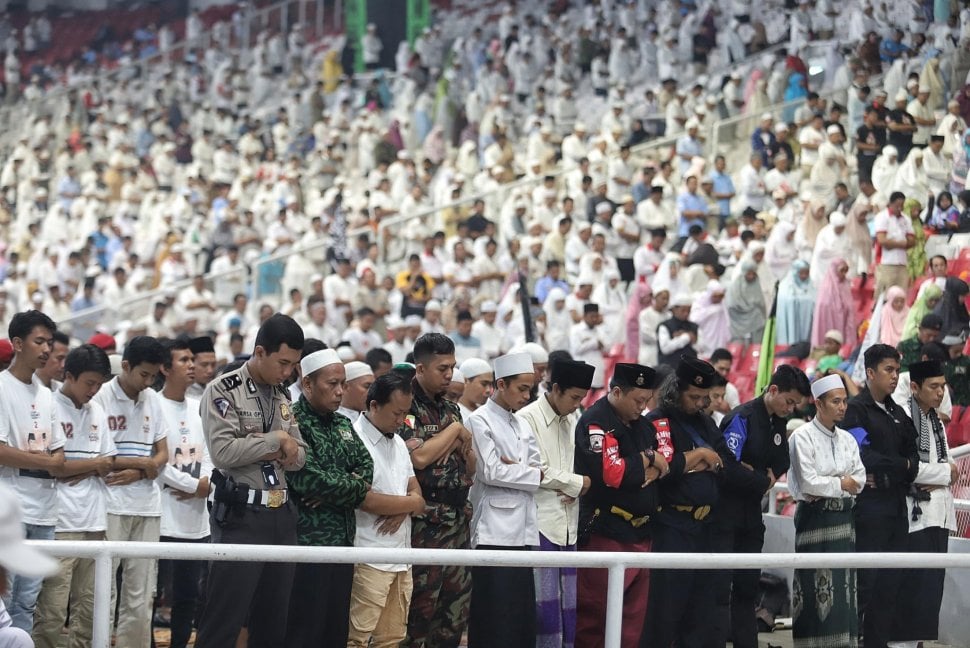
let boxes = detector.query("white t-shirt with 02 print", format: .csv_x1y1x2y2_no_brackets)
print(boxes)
0,370,64,526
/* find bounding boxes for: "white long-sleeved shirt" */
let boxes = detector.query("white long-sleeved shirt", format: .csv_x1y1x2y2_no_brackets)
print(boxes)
467,399,541,548
518,395,584,546
788,418,866,502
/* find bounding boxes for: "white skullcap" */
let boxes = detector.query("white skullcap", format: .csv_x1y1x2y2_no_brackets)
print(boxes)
460,358,493,379
670,292,693,307
425,299,442,311
517,342,549,365
824,329,844,344
895,89,908,102
301,349,342,376
918,84,930,94
494,352,534,379
337,346,356,362
829,212,847,228
344,361,374,382
480,300,498,313
404,315,423,327
451,369,465,384
826,124,841,135
811,373,846,399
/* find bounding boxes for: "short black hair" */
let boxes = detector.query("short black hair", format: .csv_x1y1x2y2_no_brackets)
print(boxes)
457,310,473,322
919,341,948,363
357,307,376,318
300,338,329,361
161,337,192,369
367,371,413,407
710,348,733,364
770,364,812,396
52,331,70,347
122,335,166,367
254,314,304,355
864,343,901,370
890,191,906,203
413,333,455,365
8,310,56,341
64,343,111,379
365,347,393,370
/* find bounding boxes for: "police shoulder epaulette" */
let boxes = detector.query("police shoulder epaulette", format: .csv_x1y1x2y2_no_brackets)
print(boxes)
275,384,291,400
221,374,243,391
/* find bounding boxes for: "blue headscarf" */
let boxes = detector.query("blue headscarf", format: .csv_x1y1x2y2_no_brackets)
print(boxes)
776,259,816,345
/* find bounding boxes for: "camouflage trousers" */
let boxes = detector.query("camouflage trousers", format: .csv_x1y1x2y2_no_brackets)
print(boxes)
402,503,471,648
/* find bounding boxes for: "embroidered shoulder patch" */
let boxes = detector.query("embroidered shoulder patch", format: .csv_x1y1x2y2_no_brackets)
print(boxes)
214,397,231,418
221,375,242,391
588,424,605,452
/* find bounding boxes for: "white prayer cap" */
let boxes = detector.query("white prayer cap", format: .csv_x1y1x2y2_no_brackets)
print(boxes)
670,292,693,307
811,373,846,399
404,314,423,327
824,329,844,344
460,358,493,379
515,342,549,365
918,84,930,94
826,124,841,135
301,349,342,377
337,346,356,362
480,300,498,313
829,212,847,228
577,271,596,285
494,352,534,379
344,361,373,382
895,89,908,102
451,369,465,384
310,273,324,283
574,121,587,131
577,221,593,232
425,299,442,311
595,202,613,214
760,112,773,121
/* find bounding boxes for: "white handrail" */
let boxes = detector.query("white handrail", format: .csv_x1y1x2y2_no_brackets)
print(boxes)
26,539,970,648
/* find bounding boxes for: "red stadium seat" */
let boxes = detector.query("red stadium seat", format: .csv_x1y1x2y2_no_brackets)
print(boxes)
735,344,761,376
726,342,745,374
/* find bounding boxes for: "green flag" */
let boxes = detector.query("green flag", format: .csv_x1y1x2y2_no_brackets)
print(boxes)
755,284,779,395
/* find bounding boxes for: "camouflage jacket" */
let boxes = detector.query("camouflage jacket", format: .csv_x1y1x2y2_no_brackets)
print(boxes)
401,379,472,495
286,397,373,547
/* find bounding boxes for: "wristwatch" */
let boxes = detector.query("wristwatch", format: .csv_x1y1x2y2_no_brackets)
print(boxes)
644,449,656,468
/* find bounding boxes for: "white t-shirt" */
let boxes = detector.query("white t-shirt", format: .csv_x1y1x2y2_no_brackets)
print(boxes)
54,390,116,533
92,377,167,517
873,208,914,266
157,395,212,539
353,415,414,572
0,371,64,526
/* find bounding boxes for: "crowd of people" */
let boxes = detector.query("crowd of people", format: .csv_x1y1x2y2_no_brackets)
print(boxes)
0,0,969,647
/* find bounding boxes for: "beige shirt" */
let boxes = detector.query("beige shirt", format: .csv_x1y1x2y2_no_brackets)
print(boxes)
518,394,585,546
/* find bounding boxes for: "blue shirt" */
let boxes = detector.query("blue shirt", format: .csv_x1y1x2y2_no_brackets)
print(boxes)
676,136,704,175
880,38,909,62
709,171,735,217
676,191,708,238
535,276,570,303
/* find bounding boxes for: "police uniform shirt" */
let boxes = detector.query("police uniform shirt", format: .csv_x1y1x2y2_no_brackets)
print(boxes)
53,390,116,533
93,376,166,517
575,396,659,543
841,388,919,518
467,399,542,548
201,362,306,492
157,395,212,540
719,396,791,519
0,370,64,526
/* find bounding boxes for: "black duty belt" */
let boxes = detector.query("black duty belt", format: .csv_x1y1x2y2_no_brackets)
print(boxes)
424,488,469,507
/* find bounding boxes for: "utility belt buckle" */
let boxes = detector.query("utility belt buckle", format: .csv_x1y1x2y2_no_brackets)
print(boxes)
609,505,650,528
673,504,711,521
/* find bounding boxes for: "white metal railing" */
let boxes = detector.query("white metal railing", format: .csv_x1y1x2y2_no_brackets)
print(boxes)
26,539,970,648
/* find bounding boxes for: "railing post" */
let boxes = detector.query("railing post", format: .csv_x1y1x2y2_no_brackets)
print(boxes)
92,549,113,648
603,563,625,648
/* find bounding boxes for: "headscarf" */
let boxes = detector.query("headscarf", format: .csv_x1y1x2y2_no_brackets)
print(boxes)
765,221,798,280
958,86,970,124
542,286,572,352
689,280,731,356
651,253,683,295
872,145,900,196
777,259,816,345
624,281,652,360
904,197,928,281
879,285,910,347
933,276,970,333
810,258,856,348
726,260,767,341
902,283,943,340
895,149,928,200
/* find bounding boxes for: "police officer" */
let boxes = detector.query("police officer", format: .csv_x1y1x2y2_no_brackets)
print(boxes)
942,330,970,406
711,365,812,648
195,314,307,648
642,357,727,648
574,363,667,648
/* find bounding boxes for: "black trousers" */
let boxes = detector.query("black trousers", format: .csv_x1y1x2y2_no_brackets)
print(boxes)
468,545,536,648
284,561,355,648
709,515,765,648
641,520,717,648
894,525,949,641
855,512,909,648
158,536,209,648
194,503,297,648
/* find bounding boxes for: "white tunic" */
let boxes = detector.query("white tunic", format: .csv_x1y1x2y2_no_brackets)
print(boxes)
788,419,866,502
467,399,541,548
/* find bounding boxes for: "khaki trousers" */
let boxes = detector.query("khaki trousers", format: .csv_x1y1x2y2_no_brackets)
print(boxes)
32,531,104,648
107,514,160,648
875,264,911,295
347,564,413,648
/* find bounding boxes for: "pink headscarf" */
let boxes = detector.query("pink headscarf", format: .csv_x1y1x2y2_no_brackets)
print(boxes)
810,258,857,348
879,285,910,347
624,280,653,361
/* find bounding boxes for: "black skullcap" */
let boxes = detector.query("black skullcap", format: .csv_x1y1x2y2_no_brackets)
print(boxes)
550,359,596,390
676,355,717,389
583,303,599,314
910,360,944,383
188,336,215,354
613,363,657,389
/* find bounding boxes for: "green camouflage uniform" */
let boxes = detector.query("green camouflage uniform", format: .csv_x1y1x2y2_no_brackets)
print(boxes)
897,336,922,373
400,379,472,648
286,397,373,546
946,356,970,406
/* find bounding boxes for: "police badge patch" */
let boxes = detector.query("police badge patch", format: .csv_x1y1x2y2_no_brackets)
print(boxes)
588,424,605,452
280,403,291,420
214,397,231,418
